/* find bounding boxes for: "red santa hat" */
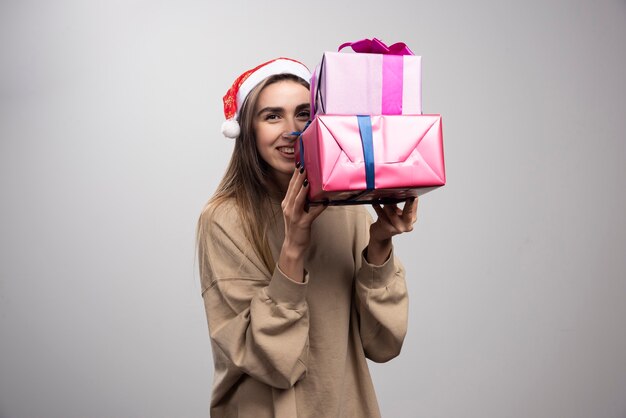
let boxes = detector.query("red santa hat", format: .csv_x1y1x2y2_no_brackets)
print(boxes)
221,57,311,139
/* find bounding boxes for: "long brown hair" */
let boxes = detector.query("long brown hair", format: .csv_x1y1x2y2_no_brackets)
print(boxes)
198,73,310,273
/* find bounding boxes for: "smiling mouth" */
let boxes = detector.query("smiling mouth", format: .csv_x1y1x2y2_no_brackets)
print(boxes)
277,146,295,156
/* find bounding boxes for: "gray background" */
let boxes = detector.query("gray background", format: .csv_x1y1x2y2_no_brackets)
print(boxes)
1,0,625,417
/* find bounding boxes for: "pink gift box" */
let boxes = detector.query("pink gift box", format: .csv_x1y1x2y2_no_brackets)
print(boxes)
311,51,422,116
296,115,445,205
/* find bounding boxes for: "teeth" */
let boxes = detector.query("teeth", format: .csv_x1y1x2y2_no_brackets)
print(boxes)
279,147,294,154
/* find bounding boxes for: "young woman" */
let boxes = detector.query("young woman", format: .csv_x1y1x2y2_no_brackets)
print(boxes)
197,58,418,417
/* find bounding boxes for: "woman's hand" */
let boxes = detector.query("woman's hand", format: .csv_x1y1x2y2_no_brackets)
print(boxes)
367,197,418,265
278,164,326,282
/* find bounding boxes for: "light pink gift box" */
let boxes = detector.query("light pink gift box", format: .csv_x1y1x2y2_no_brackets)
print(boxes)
311,51,422,116
295,115,445,205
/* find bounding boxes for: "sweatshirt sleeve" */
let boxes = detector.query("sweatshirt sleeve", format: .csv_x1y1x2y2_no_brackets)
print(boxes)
353,209,409,363
197,204,309,389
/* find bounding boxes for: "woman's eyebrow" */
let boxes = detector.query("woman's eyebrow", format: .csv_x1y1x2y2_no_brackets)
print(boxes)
256,106,284,116
295,103,310,112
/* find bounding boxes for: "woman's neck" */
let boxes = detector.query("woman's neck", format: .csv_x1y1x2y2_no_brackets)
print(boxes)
265,175,288,202
268,171,290,197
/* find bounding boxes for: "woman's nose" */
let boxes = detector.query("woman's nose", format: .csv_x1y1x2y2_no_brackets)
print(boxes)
282,117,304,137
285,117,299,134
281,131,298,140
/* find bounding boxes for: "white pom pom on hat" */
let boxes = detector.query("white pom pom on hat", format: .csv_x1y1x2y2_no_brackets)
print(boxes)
221,118,241,139
221,57,311,139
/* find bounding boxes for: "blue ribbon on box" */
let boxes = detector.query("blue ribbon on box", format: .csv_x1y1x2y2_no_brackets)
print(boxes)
297,119,312,168
357,115,375,190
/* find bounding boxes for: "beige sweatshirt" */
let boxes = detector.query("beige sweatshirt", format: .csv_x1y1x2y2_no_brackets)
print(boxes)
197,199,409,418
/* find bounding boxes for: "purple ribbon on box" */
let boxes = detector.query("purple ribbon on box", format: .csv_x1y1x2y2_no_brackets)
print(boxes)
338,38,414,56
338,38,414,114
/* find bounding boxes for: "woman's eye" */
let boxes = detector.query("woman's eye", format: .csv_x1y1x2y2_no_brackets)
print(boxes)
265,114,280,121
297,111,311,119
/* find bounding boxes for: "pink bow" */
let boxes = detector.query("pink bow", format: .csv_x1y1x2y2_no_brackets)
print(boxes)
338,38,414,56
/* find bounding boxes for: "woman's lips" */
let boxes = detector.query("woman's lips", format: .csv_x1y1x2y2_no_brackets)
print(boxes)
277,146,295,158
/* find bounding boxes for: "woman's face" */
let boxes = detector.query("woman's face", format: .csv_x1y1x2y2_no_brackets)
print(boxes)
253,80,310,191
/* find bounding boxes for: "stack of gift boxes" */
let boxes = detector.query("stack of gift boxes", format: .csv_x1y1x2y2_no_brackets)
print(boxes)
295,38,446,205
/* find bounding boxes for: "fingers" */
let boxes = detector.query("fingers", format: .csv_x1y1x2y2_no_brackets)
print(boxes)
401,197,418,225
372,203,386,220
293,170,327,219
293,172,309,211
283,164,306,209
283,168,298,208
372,197,419,238
373,203,400,228
280,165,324,255
382,203,406,231
282,167,324,220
